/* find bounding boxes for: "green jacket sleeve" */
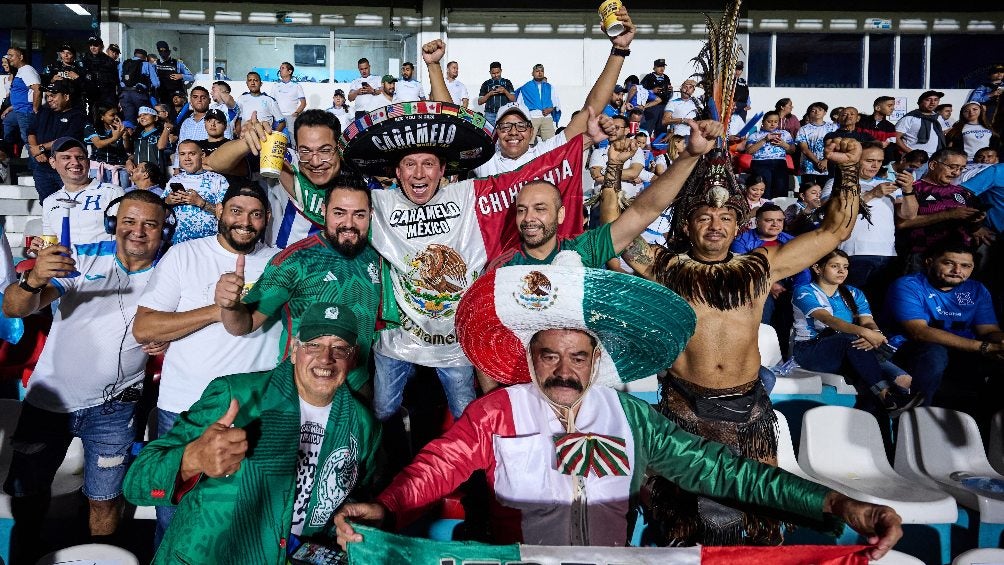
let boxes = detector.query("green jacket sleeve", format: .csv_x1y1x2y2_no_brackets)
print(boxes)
620,394,832,522
123,377,235,507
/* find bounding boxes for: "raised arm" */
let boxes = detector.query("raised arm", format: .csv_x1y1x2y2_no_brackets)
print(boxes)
563,7,635,140
608,119,722,253
760,138,861,281
2,245,72,318
421,40,451,103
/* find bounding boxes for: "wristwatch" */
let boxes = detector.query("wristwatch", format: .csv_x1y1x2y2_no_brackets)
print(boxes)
18,271,44,294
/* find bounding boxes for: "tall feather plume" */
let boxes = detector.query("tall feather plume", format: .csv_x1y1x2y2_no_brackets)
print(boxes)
690,0,743,143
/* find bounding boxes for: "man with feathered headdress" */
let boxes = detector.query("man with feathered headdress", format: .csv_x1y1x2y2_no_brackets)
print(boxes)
617,0,869,547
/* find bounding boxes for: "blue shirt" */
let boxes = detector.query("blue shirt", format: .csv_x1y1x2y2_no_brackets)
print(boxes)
886,272,998,339
792,283,871,341
730,230,811,287
747,129,792,160
118,58,161,89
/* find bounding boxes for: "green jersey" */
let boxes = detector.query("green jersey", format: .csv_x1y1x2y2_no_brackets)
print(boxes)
243,233,381,387
494,223,617,269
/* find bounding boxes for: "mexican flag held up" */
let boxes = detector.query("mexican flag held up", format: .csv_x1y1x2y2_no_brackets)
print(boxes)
347,525,870,565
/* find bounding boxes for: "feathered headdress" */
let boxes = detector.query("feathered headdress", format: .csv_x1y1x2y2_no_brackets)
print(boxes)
668,0,749,245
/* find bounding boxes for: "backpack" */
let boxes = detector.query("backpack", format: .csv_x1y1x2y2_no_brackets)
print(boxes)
122,59,150,90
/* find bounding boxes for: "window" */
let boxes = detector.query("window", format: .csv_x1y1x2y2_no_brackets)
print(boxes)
747,33,771,87
868,35,894,89
775,34,862,88
930,34,1004,89
899,35,925,89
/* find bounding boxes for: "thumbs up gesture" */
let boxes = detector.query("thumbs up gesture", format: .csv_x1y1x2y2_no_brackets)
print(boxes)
214,254,246,310
180,399,248,480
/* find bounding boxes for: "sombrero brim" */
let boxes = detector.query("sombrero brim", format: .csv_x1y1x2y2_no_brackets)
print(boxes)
338,101,495,176
456,265,696,386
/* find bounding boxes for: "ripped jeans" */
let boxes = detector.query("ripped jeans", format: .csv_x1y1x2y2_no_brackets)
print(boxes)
3,398,139,502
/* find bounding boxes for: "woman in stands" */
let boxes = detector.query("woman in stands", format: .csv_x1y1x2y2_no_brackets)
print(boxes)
744,111,794,199
783,180,823,234
791,249,922,414
946,102,998,161
326,88,353,127
743,174,769,228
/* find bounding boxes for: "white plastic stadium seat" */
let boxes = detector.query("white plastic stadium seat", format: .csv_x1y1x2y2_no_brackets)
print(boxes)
774,410,813,481
772,196,797,210
895,408,1004,547
758,324,821,395
36,543,140,565
871,550,926,564
798,406,957,524
951,547,1004,565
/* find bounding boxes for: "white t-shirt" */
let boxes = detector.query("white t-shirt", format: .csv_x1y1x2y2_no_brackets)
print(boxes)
273,80,306,115
237,92,284,127
664,96,698,135
825,175,901,257
364,91,399,113
348,76,381,112
474,131,568,177
138,236,282,413
960,122,994,160
395,79,424,102
326,106,353,129
588,146,645,198
27,241,154,412
41,179,123,247
895,115,941,156
290,398,331,536
445,78,469,106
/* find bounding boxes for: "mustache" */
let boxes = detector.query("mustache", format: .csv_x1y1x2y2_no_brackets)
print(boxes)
229,224,258,236
542,376,583,392
336,227,360,237
520,221,544,230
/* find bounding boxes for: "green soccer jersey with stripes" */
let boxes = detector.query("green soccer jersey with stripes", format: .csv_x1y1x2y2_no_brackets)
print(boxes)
243,232,382,388
496,222,617,268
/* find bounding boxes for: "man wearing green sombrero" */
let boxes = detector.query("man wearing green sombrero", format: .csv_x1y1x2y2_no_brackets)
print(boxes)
333,261,902,559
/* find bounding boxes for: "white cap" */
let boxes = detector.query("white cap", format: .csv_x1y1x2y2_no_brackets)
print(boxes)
496,101,532,122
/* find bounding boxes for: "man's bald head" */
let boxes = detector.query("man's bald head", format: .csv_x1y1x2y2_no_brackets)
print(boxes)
515,180,565,250
517,180,562,209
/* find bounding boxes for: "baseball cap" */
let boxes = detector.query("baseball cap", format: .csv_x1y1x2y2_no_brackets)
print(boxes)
297,303,359,345
133,48,147,58
221,181,269,211
654,58,666,67
137,106,158,117
51,137,86,153
170,89,186,99
58,44,75,54
156,40,170,50
992,63,1004,73
497,101,531,122
108,44,121,54
613,85,626,94
381,74,397,83
204,109,227,123
45,81,74,94
87,36,103,47
735,61,744,69
918,90,945,103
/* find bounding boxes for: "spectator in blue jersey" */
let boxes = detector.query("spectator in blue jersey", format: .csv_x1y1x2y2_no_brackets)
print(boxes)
744,111,795,199
966,63,1004,135
792,249,922,414
177,86,212,142
2,46,41,148
885,241,1004,416
516,63,560,144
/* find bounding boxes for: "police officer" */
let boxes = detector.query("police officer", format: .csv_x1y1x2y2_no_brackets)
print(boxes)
119,48,160,125
154,41,193,105
81,36,120,121
42,44,86,109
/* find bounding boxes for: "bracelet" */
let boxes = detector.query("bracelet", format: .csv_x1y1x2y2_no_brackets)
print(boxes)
610,47,631,58
980,340,992,356
901,191,916,197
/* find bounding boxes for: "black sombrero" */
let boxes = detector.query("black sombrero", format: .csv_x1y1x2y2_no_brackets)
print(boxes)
338,101,495,176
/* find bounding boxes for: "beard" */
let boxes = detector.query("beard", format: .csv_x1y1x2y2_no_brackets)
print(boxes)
327,226,367,257
520,220,558,249
218,220,261,253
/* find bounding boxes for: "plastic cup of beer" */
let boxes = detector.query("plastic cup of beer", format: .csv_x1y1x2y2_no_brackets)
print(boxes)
259,131,287,179
598,0,624,37
38,234,59,250
628,121,639,135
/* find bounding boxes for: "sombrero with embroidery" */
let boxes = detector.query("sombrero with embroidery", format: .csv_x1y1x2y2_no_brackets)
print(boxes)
338,101,495,176
456,256,696,386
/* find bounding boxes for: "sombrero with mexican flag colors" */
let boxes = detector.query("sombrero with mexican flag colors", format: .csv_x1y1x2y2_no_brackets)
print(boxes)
456,255,696,386
337,100,495,176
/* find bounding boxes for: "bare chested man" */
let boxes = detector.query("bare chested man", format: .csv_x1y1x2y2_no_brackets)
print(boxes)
622,139,863,546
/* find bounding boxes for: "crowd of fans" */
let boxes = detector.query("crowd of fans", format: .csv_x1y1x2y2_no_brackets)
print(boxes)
0,17,1001,564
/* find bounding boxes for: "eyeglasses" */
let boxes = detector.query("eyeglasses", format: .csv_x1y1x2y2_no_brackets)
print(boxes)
298,340,354,359
496,121,531,133
934,161,964,173
297,147,337,161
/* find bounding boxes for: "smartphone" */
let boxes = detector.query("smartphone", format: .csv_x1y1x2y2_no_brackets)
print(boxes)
169,182,185,192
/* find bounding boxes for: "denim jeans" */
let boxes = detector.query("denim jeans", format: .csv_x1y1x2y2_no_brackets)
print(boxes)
2,109,33,147
153,408,181,550
30,158,63,203
373,350,476,421
749,158,791,199
793,332,887,395
4,399,138,502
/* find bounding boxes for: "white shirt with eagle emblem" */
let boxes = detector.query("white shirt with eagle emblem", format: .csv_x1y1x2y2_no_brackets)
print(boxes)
370,180,487,367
